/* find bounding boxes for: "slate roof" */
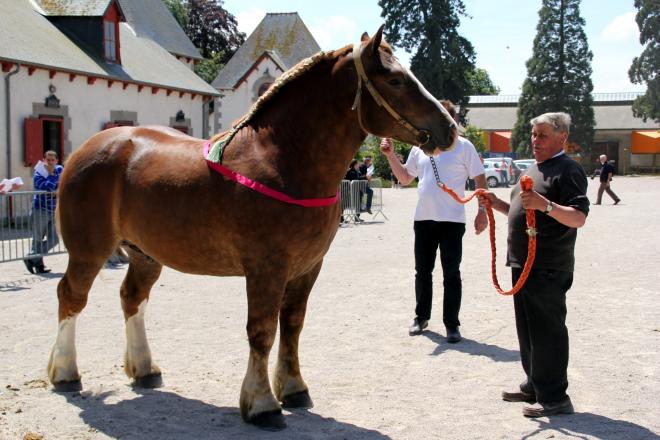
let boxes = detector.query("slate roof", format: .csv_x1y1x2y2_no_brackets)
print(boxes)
117,0,202,60
31,0,112,16
0,1,217,96
213,12,321,90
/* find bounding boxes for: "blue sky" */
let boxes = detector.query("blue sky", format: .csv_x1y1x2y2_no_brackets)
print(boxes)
221,0,646,95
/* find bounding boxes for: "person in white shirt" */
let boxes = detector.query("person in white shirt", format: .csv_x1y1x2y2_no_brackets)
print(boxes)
380,101,487,342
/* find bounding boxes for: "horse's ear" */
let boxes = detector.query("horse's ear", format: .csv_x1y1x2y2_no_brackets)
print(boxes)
361,32,370,42
371,25,385,55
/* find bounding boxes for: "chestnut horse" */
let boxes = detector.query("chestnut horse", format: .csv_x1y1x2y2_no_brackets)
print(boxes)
47,27,457,430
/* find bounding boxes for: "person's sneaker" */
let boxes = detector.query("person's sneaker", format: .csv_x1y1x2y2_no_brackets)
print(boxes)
614,200,621,205
523,397,574,417
446,327,462,343
408,317,428,336
502,389,537,403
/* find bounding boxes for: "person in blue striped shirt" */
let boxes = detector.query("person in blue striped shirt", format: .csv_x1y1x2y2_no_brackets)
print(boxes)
24,150,63,274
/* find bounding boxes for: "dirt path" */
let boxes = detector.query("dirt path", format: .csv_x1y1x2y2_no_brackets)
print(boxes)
1,176,658,439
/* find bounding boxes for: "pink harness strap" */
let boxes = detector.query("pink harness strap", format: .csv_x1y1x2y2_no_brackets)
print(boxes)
203,143,339,208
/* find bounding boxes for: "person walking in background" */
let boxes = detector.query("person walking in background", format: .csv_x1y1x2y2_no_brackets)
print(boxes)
500,158,510,187
595,154,621,205
380,100,488,343
24,150,63,274
479,112,588,417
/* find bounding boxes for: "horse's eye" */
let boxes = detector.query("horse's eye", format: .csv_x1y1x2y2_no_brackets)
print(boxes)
387,78,402,86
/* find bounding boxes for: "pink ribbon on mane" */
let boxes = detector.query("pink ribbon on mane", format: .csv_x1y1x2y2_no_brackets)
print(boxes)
203,142,339,208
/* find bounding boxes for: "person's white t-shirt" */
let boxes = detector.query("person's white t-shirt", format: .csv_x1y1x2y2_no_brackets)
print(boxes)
404,137,485,223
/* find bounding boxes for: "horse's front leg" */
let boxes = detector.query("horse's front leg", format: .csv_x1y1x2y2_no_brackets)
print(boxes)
273,260,323,409
240,271,287,430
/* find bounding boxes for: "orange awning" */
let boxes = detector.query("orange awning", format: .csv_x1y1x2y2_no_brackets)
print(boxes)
631,130,660,154
490,131,511,153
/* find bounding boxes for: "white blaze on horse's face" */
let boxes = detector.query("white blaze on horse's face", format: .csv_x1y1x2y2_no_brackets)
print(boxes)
399,63,458,156
370,46,458,155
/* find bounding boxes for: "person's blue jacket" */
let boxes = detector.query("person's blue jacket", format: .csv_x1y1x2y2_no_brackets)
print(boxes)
33,163,63,213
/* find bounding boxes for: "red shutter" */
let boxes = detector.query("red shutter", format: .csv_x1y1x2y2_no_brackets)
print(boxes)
24,118,43,166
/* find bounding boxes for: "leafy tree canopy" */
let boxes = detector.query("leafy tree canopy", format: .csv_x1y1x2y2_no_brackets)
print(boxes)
463,125,487,153
467,68,500,95
378,0,476,123
628,0,659,122
186,0,245,63
511,0,595,156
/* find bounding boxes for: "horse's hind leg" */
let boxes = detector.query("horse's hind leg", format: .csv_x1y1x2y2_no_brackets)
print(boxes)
240,270,288,430
273,261,323,409
120,247,163,388
48,258,105,391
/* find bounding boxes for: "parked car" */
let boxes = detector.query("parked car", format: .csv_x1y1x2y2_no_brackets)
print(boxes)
482,161,503,188
484,157,521,185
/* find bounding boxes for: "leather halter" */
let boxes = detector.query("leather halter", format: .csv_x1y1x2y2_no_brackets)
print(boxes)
351,43,431,146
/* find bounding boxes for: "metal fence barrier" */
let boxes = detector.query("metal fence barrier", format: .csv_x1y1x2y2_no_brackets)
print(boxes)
1,191,66,263
340,178,387,224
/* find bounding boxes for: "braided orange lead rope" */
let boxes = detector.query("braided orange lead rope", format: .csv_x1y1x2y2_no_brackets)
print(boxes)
429,158,536,295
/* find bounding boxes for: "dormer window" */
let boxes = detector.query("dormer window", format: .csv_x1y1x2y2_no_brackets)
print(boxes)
104,20,117,61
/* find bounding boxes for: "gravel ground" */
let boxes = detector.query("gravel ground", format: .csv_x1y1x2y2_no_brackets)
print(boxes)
1,175,658,440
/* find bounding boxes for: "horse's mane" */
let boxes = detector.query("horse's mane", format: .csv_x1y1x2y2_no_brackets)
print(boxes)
208,46,353,148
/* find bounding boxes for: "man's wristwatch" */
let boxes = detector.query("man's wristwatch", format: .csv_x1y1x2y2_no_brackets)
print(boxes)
544,201,554,214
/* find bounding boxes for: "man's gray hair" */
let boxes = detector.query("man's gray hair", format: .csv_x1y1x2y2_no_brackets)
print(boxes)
530,112,572,134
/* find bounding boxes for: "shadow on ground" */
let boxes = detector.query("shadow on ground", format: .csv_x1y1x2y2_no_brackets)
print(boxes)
523,412,660,440
63,388,392,440
423,330,519,362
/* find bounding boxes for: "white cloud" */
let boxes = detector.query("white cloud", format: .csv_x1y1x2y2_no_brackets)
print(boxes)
309,15,358,50
601,12,639,43
236,8,266,35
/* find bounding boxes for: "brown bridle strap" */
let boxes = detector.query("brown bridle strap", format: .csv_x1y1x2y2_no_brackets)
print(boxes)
351,43,431,146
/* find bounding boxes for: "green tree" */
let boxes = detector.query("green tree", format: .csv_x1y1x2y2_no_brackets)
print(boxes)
463,125,487,154
186,0,245,63
194,50,225,83
511,0,595,156
378,0,476,123
467,68,500,95
628,0,659,123
360,136,413,182
163,0,189,29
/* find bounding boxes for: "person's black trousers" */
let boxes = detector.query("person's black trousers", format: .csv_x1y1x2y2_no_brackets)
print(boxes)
413,220,465,329
512,267,573,403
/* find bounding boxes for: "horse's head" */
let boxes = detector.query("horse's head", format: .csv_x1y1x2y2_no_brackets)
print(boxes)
352,26,458,156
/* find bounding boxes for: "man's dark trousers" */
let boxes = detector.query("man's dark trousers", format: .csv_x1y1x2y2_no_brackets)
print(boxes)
512,267,573,403
414,220,465,329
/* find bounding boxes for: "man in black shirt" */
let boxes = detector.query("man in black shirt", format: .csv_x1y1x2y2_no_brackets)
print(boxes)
595,154,621,205
480,112,589,418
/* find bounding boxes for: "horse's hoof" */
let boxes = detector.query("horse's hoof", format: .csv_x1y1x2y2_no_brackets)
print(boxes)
132,373,163,389
52,380,82,393
248,409,287,431
281,390,314,409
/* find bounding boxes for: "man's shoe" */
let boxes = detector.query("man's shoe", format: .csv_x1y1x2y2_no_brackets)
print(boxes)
614,200,621,205
523,397,574,417
23,259,35,274
502,390,536,403
408,318,428,336
594,202,601,205
35,265,51,274
366,209,372,214
446,327,461,343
